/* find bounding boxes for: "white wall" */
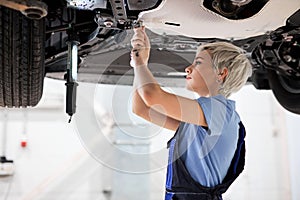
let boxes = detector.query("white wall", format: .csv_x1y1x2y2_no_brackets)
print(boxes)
0,78,299,200
225,86,295,200
286,112,300,200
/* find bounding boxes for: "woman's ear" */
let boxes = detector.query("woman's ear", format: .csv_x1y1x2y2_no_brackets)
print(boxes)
218,67,228,82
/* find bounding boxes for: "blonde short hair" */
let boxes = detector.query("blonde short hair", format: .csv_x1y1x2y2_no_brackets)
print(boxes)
198,42,252,98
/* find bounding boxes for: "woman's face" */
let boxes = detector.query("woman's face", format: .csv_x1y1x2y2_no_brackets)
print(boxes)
185,50,219,96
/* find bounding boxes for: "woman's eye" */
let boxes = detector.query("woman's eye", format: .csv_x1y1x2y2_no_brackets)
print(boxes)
194,61,202,65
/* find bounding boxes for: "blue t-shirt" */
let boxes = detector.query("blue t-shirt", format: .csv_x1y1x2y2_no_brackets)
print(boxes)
178,95,240,187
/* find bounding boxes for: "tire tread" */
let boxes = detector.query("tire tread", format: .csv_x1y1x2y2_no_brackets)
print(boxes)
0,6,45,107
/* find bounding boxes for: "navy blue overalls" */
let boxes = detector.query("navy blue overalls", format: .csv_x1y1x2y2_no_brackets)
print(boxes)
165,122,246,200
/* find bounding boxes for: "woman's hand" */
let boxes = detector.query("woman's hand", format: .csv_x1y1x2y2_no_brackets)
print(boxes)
130,26,151,67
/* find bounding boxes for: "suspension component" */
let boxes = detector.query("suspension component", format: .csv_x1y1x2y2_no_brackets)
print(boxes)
0,0,47,19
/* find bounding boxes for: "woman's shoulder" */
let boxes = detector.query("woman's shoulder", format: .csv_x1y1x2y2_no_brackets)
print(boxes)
195,95,240,133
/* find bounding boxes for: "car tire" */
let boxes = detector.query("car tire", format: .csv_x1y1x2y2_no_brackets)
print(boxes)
0,6,45,107
268,70,300,114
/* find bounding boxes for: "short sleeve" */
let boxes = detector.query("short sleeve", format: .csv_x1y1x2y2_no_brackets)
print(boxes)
196,95,232,136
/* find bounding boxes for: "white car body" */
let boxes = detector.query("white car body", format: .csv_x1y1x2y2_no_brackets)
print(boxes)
140,0,300,39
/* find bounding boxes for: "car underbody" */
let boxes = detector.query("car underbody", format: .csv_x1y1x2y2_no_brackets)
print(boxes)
0,0,299,116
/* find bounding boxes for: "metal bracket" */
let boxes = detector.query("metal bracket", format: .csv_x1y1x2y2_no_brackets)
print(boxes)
108,0,127,24
0,0,47,19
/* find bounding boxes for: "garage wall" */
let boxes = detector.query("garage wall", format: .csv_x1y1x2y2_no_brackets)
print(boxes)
225,85,293,200
0,78,299,200
285,112,300,200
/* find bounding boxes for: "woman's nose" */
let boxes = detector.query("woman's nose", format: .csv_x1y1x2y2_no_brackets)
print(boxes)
185,65,192,74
